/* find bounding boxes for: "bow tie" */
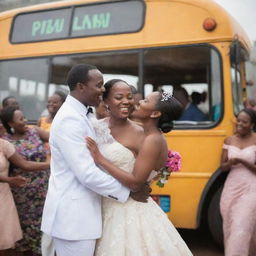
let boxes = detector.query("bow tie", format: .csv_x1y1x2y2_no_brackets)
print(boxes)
86,107,93,115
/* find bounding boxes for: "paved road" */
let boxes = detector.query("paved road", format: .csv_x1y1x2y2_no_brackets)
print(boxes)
179,228,224,256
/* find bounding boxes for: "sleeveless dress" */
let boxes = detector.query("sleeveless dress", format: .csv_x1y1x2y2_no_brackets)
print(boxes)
220,144,256,256
92,118,193,256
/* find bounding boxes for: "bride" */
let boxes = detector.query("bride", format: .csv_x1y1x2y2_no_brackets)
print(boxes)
87,79,193,256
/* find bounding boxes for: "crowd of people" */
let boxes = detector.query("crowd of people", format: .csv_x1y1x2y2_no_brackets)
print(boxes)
0,92,66,256
0,63,256,256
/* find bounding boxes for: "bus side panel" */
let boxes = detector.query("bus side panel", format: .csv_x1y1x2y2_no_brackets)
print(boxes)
152,130,228,228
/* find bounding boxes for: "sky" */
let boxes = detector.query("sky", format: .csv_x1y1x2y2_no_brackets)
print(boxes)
214,0,256,43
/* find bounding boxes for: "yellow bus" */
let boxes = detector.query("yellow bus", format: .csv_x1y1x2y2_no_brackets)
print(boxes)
0,0,252,244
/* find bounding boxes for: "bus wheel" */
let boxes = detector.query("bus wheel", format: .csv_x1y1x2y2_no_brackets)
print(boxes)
207,185,224,246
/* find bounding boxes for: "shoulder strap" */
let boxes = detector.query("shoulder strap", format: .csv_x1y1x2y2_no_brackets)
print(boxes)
222,144,229,149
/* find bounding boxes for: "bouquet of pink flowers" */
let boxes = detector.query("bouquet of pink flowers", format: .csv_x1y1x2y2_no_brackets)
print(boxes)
156,150,182,188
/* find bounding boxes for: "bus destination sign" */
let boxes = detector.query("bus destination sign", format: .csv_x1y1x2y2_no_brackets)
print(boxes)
11,0,145,43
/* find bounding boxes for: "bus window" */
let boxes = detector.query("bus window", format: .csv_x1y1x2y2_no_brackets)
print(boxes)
143,84,153,96
51,51,139,91
0,58,49,120
231,67,243,115
211,49,222,121
143,45,222,127
230,42,250,115
182,83,209,115
144,84,174,97
245,59,256,108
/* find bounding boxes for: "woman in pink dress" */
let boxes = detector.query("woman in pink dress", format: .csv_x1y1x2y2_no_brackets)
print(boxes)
220,108,256,256
0,138,49,256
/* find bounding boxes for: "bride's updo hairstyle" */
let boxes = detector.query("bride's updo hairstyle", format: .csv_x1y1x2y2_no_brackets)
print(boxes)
103,79,130,100
156,92,183,133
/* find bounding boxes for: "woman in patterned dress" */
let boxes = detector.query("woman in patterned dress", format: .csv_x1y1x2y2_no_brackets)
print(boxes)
1,106,50,256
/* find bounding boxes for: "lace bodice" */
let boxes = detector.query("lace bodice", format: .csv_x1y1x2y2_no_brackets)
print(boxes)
91,118,135,174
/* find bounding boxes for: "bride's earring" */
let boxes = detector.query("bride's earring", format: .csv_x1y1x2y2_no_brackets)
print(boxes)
10,127,15,134
106,105,110,112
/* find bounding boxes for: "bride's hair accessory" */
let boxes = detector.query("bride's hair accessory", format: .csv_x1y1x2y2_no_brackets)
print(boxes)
160,92,173,102
156,150,181,188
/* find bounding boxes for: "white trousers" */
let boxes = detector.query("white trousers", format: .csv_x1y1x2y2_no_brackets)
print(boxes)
53,237,96,256
42,233,55,256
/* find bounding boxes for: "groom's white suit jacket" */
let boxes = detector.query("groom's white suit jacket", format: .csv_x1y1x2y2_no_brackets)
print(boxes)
41,95,129,240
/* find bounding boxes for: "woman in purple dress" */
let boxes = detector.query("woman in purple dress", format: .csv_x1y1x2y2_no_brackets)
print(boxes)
1,106,50,256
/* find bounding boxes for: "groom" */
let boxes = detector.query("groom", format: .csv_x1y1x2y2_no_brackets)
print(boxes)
41,64,150,256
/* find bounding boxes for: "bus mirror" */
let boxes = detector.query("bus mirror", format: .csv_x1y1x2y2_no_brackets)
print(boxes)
230,40,240,65
230,40,249,65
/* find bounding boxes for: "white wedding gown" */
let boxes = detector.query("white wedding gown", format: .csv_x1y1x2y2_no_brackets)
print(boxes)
92,118,193,256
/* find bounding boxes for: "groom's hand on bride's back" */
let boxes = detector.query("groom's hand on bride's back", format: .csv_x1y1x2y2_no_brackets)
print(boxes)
130,183,152,203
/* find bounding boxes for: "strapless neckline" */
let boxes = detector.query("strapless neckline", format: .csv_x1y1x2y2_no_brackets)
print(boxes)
227,144,256,151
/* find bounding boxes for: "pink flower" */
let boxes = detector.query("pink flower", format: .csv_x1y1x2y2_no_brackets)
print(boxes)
166,150,181,172
156,150,182,188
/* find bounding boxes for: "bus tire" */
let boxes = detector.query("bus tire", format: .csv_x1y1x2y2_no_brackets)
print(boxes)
207,185,224,246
